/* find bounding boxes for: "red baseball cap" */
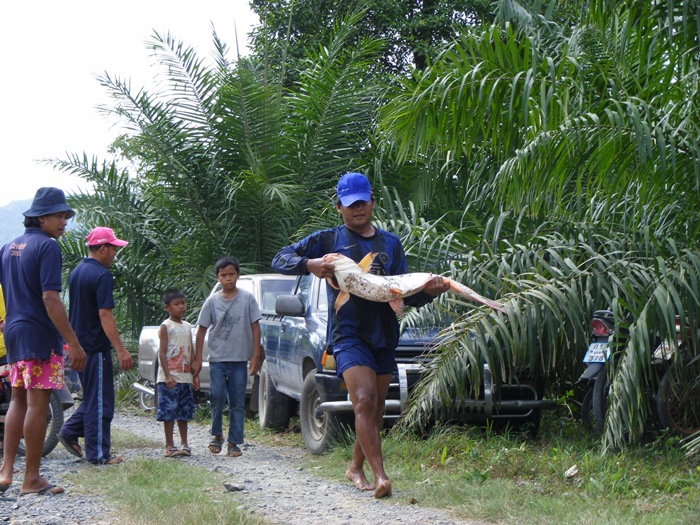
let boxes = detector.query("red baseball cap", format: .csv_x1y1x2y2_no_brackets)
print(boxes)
85,227,129,247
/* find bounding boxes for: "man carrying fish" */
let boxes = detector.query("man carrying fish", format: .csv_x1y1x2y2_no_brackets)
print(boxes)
271,172,452,498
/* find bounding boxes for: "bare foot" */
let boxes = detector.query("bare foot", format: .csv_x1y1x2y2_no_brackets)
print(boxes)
345,466,374,491
373,478,392,499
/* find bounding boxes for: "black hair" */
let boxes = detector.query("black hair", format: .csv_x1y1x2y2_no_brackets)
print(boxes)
162,288,185,305
335,195,374,207
215,256,240,275
24,216,40,228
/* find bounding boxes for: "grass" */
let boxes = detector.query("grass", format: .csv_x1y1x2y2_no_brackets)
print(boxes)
298,414,700,525
67,426,267,525
104,383,700,524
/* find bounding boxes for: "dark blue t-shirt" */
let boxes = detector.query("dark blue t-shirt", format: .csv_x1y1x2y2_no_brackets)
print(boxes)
271,225,432,352
69,258,115,354
0,227,64,362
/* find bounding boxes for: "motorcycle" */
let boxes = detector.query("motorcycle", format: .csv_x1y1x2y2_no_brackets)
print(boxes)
578,310,700,437
578,309,616,433
0,359,77,457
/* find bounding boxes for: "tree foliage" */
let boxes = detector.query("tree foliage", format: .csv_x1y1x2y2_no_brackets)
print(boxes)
52,0,700,454
249,0,496,78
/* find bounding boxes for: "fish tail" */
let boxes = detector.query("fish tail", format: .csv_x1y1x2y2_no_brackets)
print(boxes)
447,279,505,312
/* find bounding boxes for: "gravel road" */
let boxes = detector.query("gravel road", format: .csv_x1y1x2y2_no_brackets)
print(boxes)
1,411,481,525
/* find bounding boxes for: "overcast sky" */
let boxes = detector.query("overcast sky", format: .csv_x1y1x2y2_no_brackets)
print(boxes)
0,1,258,207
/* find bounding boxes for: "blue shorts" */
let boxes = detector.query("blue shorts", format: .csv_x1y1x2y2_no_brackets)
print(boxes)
334,342,396,377
156,382,196,422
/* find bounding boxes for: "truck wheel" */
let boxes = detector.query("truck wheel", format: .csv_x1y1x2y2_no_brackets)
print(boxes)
300,369,350,454
18,391,63,457
258,361,291,430
657,356,700,437
592,368,609,434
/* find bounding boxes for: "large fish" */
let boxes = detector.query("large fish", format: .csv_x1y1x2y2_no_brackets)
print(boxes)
326,252,505,314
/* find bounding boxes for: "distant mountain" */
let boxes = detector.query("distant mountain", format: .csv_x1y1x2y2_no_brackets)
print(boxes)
0,199,31,247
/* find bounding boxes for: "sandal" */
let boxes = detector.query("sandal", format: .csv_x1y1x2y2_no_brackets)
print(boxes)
227,443,242,457
208,436,223,454
58,434,83,458
179,446,191,457
164,447,179,458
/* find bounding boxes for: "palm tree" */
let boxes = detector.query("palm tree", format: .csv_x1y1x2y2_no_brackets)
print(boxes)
52,13,388,338
380,0,700,450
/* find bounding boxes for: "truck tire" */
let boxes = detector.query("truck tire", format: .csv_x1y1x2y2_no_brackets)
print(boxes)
657,356,700,437
258,361,291,430
300,369,350,454
18,391,63,457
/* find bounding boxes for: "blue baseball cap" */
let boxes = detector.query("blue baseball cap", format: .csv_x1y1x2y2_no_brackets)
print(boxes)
337,172,372,206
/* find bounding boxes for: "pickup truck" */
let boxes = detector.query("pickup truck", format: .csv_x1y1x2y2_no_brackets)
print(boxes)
133,274,296,412
258,273,557,454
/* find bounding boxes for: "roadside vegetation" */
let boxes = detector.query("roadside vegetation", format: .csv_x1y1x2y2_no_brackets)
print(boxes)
262,413,700,524
71,426,266,525
71,405,700,525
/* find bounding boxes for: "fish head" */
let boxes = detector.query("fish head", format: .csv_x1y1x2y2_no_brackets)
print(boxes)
327,253,359,273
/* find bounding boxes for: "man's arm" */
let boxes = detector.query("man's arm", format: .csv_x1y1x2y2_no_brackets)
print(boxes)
271,245,310,275
99,308,133,371
43,290,86,371
271,230,332,275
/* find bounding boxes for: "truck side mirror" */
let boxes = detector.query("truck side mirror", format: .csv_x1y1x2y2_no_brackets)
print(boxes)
275,295,305,317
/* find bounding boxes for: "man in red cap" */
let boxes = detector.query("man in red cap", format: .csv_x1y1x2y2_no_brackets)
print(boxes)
0,187,86,496
58,226,133,465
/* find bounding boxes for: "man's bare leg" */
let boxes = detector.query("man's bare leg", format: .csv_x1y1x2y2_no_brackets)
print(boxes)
346,438,373,490
20,389,64,494
0,388,28,488
343,367,392,498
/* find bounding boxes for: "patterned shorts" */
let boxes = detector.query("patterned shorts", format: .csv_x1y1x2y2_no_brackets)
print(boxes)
156,382,196,422
9,351,65,389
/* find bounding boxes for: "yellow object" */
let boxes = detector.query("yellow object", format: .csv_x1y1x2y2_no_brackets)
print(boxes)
0,284,6,359
321,350,336,371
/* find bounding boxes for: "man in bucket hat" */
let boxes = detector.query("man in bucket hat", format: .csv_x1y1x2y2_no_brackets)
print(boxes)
59,227,132,465
0,187,86,496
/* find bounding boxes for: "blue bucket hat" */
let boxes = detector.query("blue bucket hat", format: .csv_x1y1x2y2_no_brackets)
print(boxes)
23,187,75,219
337,172,372,206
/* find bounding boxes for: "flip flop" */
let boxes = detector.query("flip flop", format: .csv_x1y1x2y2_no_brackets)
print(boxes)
0,482,10,494
20,484,64,496
58,434,83,458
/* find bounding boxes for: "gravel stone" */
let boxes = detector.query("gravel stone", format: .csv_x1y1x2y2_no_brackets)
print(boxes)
1,411,480,525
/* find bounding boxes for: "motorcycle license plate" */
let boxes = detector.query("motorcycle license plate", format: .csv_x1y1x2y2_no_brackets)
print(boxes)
583,342,610,363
